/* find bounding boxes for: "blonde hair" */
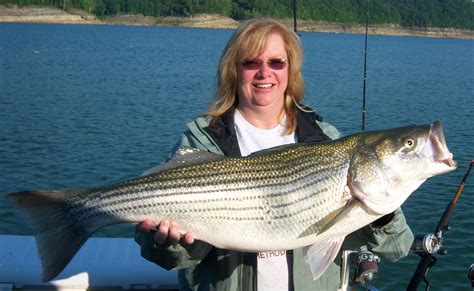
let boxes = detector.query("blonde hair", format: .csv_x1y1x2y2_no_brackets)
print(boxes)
207,18,305,134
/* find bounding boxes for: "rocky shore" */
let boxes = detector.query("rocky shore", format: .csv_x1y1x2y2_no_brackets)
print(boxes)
1,5,473,40
0,5,100,24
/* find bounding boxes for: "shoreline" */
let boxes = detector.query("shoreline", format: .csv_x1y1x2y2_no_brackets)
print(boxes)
1,5,473,40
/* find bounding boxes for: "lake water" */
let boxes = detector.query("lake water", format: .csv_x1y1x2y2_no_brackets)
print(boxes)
0,23,473,290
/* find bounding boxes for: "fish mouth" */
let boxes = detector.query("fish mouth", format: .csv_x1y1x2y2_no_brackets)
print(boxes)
427,121,456,169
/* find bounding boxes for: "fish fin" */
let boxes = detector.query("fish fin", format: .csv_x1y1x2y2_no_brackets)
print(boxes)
317,198,361,235
298,207,345,238
248,143,307,157
143,146,225,175
303,236,345,280
299,199,359,239
6,190,92,282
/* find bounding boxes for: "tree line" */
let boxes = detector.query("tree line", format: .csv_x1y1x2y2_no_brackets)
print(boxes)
1,0,472,29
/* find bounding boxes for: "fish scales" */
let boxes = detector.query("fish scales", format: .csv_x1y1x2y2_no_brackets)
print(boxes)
85,142,348,203
65,164,346,248
86,166,342,216
6,122,456,282
68,143,351,237
72,174,347,240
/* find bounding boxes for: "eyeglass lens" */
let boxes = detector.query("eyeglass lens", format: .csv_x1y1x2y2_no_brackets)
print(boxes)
241,59,287,70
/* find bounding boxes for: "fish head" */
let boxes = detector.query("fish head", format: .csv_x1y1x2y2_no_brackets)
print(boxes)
349,121,456,215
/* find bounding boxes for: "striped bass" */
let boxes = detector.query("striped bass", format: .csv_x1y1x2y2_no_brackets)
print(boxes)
6,121,456,282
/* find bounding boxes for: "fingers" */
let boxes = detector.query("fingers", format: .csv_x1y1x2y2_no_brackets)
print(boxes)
137,219,156,233
160,221,196,245
155,220,175,244
138,219,194,246
182,232,195,244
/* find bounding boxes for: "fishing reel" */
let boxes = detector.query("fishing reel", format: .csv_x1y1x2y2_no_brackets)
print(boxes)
411,233,447,255
339,246,380,291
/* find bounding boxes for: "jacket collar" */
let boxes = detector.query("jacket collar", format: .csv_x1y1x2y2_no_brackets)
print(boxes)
203,107,331,157
295,109,331,143
203,109,242,157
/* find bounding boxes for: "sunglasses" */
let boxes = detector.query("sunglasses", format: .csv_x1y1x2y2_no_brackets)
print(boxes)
241,58,288,70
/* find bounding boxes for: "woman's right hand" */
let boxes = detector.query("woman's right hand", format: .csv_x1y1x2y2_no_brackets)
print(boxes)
138,219,195,245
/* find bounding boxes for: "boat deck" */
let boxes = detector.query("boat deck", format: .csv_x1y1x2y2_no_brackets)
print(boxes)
0,235,178,290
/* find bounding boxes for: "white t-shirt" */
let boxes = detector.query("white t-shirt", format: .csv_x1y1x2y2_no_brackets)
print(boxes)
234,109,296,290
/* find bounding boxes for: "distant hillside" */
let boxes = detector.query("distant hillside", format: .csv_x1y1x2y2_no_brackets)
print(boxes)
1,5,472,40
0,0,472,30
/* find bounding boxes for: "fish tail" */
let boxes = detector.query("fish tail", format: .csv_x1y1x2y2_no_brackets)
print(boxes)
6,190,91,282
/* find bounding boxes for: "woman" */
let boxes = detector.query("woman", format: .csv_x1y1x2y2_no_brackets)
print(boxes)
135,18,413,290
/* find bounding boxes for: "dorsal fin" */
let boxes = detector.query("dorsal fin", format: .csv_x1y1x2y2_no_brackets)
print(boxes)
142,147,225,176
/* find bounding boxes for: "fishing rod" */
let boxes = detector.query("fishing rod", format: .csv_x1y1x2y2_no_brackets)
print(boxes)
338,4,379,290
407,160,473,290
293,0,298,34
361,0,369,131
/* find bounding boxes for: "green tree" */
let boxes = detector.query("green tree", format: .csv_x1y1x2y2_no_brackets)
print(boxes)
1,0,472,29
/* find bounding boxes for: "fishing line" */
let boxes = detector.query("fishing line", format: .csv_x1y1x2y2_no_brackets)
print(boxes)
361,0,369,131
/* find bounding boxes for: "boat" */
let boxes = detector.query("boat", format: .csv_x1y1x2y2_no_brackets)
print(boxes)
0,234,178,290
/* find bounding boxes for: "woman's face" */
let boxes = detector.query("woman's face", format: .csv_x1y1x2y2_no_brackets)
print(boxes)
237,33,289,112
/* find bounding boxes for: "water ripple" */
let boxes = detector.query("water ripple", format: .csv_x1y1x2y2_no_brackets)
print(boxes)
1,24,472,289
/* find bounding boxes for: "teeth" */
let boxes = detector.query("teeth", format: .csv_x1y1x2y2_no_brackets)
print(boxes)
255,84,273,88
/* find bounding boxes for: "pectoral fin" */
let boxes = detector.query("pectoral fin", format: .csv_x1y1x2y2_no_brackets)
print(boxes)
319,199,360,234
303,236,345,280
301,200,362,280
299,199,360,240
298,207,345,238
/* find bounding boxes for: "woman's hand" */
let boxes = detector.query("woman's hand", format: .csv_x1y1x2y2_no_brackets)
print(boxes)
138,219,195,245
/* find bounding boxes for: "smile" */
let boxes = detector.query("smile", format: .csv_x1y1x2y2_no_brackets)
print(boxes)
254,84,274,88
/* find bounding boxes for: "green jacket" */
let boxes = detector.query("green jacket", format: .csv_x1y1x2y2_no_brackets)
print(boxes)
135,109,414,291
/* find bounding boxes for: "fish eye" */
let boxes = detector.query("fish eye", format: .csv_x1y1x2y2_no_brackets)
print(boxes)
403,137,416,149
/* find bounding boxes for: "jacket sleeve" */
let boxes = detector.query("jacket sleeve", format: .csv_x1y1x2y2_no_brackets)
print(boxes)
344,208,414,262
134,129,215,270
135,227,212,270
